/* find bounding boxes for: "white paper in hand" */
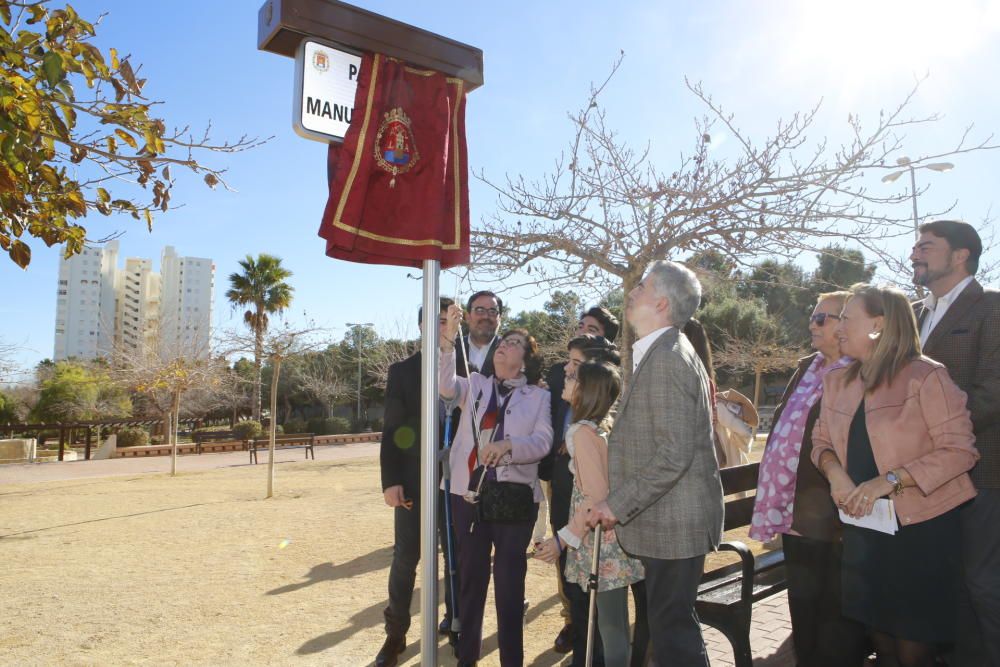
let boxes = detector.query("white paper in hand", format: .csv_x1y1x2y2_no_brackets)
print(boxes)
839,498,898,535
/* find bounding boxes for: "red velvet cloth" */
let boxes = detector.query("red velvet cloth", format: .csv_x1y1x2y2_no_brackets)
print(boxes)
318,53,470,268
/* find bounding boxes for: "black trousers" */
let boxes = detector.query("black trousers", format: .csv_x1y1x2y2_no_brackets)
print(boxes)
954,488,1000,667
783,533,869,667
641,554,709,667
383,488,456,637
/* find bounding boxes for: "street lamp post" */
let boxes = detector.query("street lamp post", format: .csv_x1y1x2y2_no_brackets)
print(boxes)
345,322,374,427
881,156,955,241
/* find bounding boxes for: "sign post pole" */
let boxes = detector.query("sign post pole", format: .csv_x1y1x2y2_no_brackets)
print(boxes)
419,258,441,666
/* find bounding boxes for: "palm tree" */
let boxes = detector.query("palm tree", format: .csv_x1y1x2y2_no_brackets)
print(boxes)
225,254,294,421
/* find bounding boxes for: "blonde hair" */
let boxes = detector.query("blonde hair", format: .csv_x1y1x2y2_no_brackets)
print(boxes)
816,290,850,308
843,284,922,390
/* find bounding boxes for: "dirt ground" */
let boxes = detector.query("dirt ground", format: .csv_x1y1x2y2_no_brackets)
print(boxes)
0,454,578,666
0,452,764,666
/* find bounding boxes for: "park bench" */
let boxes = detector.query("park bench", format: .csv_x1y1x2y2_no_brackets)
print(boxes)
192,430,236,454
696,462,785,667
248,433,316,464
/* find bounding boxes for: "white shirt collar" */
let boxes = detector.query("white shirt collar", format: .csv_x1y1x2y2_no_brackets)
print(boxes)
924,275,974,314
632,326,672,371
467,335,496,370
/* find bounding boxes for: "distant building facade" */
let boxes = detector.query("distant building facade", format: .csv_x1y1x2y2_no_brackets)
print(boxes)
53,243,215,361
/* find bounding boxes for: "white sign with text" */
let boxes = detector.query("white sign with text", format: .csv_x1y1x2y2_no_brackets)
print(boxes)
293,40,362,143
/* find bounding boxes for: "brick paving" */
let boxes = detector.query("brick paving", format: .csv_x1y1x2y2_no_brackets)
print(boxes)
703,591,794,666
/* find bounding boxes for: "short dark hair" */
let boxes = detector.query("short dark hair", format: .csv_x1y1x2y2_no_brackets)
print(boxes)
567,334,621,367
580,306,620,342
466,290,504,315
502,328,542,384
569,361,622,429
918,219,983,275
418,297,455,326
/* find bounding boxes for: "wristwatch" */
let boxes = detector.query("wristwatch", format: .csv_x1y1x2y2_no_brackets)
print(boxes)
886,470,904,496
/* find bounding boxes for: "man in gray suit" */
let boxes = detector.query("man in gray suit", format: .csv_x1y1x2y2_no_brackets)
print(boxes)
589,260,724,666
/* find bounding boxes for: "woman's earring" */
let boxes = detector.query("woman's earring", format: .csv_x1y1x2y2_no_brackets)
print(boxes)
868,330,881,340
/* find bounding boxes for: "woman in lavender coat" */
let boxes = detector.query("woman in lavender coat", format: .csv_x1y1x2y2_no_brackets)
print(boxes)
440,304,553,667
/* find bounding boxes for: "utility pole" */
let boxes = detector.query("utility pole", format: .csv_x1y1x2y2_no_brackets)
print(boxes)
345,322,373,426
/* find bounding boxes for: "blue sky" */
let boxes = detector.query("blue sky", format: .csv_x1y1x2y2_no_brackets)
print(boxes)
3,0,999,375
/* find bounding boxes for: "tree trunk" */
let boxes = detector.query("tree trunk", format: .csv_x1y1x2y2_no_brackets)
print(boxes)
253,324,264,422
752,365,763,409
170,392,181,476
266,356,281,499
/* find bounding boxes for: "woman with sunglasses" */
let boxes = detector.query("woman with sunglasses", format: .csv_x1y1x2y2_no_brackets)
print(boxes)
750,291,870,666
439,304,553,667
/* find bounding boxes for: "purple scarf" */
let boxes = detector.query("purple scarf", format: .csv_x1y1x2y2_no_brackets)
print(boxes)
749,355,850,542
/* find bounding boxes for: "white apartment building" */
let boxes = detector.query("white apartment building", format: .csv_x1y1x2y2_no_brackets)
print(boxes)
54,241,120,361
159,247,215,358
53,243,215,361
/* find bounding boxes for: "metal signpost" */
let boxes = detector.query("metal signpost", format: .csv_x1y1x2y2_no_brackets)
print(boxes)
257,2,482,663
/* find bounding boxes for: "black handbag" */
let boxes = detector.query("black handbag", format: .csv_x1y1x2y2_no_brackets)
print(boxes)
476,478,535,523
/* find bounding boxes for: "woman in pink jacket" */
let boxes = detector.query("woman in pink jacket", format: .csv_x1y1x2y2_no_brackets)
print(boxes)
811,284,978,666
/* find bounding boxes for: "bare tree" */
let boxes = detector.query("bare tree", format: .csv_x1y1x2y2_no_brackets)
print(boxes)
219,323,324,498
295,350,352,416
473,56,998,371
714,332,805,409
0,339,16,382
112,328,222,476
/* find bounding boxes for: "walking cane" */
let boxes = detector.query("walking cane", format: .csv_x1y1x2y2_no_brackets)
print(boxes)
440,408,461,634
585,523,603,667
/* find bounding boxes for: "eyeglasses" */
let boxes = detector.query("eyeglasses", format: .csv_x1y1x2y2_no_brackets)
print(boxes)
499,337,525,349
809,312,842,326
472,306,500,317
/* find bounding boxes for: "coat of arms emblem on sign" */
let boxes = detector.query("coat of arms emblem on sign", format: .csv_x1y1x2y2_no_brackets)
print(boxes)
374,107,420,188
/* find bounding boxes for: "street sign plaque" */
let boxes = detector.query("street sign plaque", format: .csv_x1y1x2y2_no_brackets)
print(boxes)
293,39,361,143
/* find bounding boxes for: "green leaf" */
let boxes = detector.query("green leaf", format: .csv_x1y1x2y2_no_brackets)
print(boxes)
0,4,11,24
97,187,110,203
110,47,119,69
42,51,64,88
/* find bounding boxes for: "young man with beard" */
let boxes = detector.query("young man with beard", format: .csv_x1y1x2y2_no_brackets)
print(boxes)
910,220,1000,667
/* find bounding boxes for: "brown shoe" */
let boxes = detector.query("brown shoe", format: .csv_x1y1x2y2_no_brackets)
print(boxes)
554,623,573,653
375,634,406,667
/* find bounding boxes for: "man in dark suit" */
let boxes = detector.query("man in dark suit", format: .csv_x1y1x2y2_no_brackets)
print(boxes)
590,260,724,666
911,220,1000,667
377,297,458,667
461,290,503,376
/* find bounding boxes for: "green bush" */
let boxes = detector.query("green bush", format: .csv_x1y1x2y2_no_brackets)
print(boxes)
306,416,351,435
370,417,384,432
193,425,232,434
116,427,149,448
283,418,308,435
232,420,263,441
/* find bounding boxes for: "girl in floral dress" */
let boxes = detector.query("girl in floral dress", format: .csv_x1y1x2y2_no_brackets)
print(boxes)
535,361,644,667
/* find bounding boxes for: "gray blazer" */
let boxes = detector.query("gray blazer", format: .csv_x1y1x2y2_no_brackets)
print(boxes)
606,328,724,560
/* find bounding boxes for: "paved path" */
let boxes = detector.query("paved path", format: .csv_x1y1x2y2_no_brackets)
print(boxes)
0,441,380,484
703,591,794,666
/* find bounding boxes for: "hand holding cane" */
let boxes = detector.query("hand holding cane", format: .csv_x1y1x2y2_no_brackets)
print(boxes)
585,523,603,667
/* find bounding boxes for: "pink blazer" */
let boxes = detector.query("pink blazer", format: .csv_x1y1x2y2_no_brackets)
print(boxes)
811,356,978,526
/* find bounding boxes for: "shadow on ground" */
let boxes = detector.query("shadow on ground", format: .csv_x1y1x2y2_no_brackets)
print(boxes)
267,546,394,595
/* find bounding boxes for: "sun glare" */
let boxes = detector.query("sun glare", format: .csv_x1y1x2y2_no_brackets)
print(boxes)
781,0,1000,90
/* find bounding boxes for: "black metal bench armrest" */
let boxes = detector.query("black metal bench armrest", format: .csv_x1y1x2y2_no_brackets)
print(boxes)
717,540,755,604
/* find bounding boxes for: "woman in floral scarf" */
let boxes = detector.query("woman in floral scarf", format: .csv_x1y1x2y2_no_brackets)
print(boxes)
749,291,869,666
